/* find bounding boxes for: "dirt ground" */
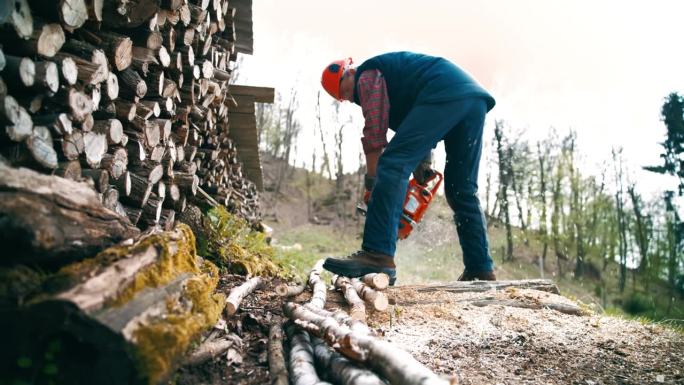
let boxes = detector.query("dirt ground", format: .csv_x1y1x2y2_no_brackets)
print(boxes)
173,275,684,385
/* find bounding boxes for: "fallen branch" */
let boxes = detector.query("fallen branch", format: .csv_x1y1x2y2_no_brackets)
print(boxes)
275,282,306,297
284,302,449,385
284,322,331,385
225,276,262,316
361,273,389,291
268,323,289,385
184,336,236,366
311,336,385,385
350,278,388,312
308,259,327,309
468,298,585,316
333,275,366,322
408,279,560,294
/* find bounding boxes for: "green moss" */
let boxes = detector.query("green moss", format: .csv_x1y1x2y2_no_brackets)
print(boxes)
132,259,225,385
203,206,290,278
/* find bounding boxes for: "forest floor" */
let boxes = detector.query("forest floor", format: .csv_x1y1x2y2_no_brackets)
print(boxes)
171,156,684,384
172,274,684,385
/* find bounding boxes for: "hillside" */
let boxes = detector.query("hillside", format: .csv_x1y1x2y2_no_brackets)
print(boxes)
259,154,684,323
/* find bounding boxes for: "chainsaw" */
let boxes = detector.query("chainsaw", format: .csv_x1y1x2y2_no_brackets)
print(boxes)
356,171,443,239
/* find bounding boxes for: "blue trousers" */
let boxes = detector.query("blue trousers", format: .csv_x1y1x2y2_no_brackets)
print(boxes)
362,98,494,273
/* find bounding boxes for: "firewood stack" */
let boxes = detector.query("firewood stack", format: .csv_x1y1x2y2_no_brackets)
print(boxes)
0,0,261,230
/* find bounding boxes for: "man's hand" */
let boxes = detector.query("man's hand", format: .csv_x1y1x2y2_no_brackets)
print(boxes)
363,174,375,204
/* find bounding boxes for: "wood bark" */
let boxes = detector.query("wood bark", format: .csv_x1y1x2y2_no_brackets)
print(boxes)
225,276,262,316
333,275,366,321
408,279,561,295
0,162,139,265
268,323,289,385
308,259,327,309
310,336,385,385
350,279,388,312
361,273,389,291
283,322,330,385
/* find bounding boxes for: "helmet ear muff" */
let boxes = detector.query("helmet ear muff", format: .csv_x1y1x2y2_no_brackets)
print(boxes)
321,57,353,100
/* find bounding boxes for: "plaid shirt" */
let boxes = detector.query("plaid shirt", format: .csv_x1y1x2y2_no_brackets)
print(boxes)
357,69,390,154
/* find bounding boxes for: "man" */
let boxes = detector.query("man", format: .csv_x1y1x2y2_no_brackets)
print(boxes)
320,51,496,285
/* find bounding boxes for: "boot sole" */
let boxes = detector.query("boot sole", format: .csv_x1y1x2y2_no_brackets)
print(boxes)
323,258,396,285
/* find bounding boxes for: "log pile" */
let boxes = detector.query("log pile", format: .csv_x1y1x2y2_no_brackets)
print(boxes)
0,0,263,231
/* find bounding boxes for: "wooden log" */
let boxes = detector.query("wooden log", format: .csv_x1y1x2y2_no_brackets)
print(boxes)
172,171,198,195
55,160,82,181
333,276,366,322
283,323,327,385
61,39,110,78
102,72,119,101
275,282,306,297
159,208,175,230
81,168,109,193
2,21,65,57
79,29,132,71
308,259,327,309
283,302,449,385
102,0,160,29
93,119,124,145
100,146,128,179
54,52,107,85
0,162,139,265
131,161,163,184
409,279,561,295
225,276,261,316
102,185,120,211
61,87,93,122
3,55,35,89
55,129,84,160
112,170,132,196
6,0,33,39
85,0,103,21
33,113,72,136
114,99,137,121
54,55,79,86
268,324,289,385
26,125,58,169
183,335,237,366
361,273,389,291
123,204,142,225
33,61,59,93
28,0,88,32
141,194,163,225
118,68,147,99
83,130,107,168
123,171,152,208
350,279,388,312
125,138,146,164
2,225,224,384
310,336,385,385
1,95,33,142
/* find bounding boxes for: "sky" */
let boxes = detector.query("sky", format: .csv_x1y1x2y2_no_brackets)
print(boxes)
236,0,684,202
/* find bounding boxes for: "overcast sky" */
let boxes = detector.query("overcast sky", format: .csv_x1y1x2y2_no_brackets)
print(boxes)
237,0,684,201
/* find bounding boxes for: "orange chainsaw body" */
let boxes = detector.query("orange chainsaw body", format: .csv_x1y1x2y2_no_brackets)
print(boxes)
398,171,443,239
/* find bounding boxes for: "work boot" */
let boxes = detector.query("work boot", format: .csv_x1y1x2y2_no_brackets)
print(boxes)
457,269,497,281
323,250,397,285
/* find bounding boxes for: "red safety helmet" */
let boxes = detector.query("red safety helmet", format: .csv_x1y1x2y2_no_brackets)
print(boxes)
321,57,353,100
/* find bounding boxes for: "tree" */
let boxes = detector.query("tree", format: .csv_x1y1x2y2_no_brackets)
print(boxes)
494,121,513,261
645,93,684,195
536,140,552,274
612,148,628,292
315,91,333,180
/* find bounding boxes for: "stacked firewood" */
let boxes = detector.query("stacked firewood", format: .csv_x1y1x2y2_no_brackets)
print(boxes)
0,0,260,230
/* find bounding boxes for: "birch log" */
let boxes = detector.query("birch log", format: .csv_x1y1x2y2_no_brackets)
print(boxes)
225,276,262,316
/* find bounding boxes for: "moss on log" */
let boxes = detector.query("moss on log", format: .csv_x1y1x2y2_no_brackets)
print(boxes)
0,224,225,385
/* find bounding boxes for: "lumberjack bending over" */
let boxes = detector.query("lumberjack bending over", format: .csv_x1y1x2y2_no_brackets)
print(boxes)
320,51,497,285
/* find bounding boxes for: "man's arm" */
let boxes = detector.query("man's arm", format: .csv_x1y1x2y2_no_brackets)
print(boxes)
357,69,389,179
365,148,382,177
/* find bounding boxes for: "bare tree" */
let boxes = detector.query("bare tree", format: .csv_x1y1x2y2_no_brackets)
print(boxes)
315,91,333,180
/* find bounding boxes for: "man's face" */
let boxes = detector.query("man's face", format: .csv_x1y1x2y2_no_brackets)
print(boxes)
338,68,356,101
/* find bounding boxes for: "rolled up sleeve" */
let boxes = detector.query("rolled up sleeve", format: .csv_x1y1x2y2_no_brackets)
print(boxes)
357,69,390,154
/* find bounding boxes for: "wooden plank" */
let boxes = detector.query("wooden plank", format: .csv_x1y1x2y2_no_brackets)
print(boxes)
229,85,274,103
